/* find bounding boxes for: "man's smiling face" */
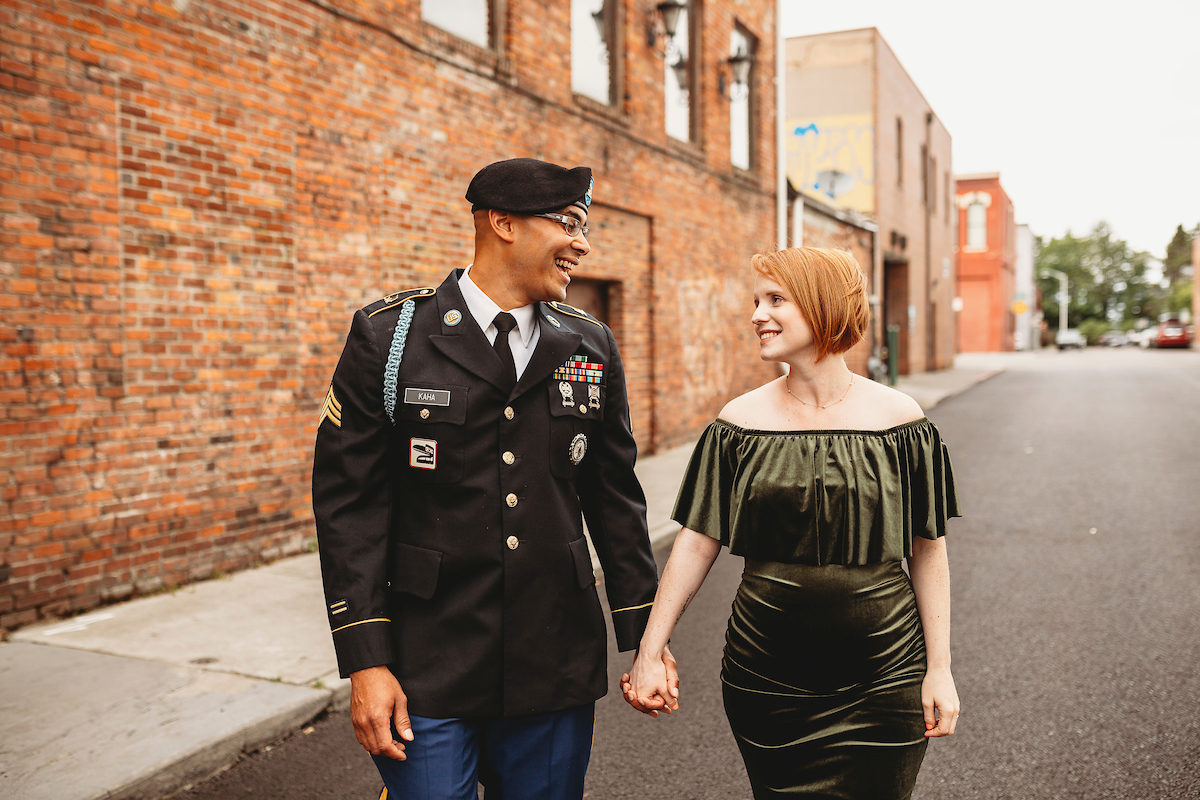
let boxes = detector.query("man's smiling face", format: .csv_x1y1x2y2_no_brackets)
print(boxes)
508,205,591,305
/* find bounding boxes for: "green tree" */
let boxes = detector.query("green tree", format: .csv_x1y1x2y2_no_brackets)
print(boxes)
1161,223,1196,314
1036,222,1156,330
1163,224,1194,287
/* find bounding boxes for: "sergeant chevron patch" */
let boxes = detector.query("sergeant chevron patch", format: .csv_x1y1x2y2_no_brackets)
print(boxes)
319,385,342,428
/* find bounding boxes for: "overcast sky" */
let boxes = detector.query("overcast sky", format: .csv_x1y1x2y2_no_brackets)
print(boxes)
781,0,1199,258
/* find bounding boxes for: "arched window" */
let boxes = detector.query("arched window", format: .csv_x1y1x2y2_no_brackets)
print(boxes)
967,202,987,249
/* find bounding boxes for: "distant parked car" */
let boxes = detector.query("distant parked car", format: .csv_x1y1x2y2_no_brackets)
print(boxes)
1155,320,1193,348
1098,330,1130,347
1127,328,1153,348
1055,328,1086,350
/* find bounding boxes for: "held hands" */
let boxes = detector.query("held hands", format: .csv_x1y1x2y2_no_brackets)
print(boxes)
349,665,414,760
620,644,679,717
922,666,960,738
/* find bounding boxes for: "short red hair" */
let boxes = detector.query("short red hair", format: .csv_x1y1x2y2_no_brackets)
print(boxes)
751,247,869,362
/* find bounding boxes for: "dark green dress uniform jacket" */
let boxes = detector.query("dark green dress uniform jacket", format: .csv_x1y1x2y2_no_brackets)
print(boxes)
312,269,658,719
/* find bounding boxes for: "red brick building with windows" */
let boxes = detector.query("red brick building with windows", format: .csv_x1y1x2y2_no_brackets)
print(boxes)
0,0,779,630
955,173,1016,352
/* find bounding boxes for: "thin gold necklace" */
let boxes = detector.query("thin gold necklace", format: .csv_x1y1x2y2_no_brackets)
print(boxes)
785,373,854,409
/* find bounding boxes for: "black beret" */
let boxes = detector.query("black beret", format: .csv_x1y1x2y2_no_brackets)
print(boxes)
466,158,593,215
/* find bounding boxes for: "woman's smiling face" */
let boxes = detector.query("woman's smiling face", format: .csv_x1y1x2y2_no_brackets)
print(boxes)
751,273,815,361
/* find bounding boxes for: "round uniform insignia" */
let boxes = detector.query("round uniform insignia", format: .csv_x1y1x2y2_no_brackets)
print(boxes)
546,314,561,328
443,309,462,326
569,433,588,465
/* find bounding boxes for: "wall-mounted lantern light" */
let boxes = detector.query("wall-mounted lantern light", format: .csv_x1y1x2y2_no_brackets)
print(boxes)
670,55,689,94
648,0,688,59
592,2,608,48
719,46,754,100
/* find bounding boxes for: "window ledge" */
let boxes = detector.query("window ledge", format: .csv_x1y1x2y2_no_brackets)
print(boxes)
665,135,705,166
421,21,509,77
572,93,629,126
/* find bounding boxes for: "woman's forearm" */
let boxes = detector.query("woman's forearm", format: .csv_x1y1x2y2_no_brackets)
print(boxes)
909,535,951,670
637,527,721,657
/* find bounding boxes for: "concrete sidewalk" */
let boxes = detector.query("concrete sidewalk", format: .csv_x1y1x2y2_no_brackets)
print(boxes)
0,358,1000,800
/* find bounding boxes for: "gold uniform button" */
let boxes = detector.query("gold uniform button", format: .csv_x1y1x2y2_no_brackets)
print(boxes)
579,404,587,414
420,408,430,419
505,493,518,507
502,451,515,465
506,535,519,550
504,406,515,420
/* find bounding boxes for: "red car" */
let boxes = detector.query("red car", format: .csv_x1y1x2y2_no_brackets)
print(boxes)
1155,320,1193,348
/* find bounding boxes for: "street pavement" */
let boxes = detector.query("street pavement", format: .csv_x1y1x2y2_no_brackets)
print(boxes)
2,356,1002,800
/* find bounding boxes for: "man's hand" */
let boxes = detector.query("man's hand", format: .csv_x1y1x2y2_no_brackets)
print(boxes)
349,666,413,760
620,644,680,718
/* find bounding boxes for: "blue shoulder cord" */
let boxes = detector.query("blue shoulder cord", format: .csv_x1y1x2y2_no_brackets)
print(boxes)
383,300,415,424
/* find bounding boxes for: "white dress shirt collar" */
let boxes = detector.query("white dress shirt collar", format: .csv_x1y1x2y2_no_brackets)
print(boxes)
459,267,538,347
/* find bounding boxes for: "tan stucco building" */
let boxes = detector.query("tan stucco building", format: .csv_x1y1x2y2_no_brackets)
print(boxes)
785,28,956,374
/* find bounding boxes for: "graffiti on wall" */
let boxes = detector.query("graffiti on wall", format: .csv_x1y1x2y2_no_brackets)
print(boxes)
787,114,875,214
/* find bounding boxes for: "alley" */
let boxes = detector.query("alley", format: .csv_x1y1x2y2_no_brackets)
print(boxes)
177,349,1200,799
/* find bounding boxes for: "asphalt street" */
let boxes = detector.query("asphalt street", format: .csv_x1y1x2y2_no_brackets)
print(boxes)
173,348,1200,800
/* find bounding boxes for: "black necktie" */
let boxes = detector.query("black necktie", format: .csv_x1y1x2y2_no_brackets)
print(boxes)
492,312,518,387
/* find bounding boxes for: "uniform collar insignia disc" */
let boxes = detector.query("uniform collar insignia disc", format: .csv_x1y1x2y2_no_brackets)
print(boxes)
444,309,463,326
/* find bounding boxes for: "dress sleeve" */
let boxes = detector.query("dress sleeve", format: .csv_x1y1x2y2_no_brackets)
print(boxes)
907,424,961,541
671,422,739,546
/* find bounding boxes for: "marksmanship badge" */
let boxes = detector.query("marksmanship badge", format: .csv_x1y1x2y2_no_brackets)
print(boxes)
569,433,588,465
588,384,600,409
559,381,574,407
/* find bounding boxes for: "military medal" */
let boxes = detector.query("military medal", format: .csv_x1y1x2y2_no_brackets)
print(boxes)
588,384,600,409
569,433,588,465
559,381,574,407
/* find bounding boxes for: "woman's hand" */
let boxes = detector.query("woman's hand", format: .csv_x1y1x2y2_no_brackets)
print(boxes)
620,645,679,718
921,665,959,737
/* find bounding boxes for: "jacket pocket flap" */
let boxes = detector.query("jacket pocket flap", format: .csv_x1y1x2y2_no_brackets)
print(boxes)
395,384,469,425
390,541,443,600
568,537,595,590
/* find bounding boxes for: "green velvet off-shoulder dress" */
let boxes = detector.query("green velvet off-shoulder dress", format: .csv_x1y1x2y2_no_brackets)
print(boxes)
672,417,960,800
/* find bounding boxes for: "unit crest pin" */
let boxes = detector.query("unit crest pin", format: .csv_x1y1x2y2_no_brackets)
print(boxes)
569,433,588,465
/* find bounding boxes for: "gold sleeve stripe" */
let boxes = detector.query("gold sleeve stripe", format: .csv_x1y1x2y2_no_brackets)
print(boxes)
610,601,654,614
330,617,391,634
319,387,342,428
548,301,603,327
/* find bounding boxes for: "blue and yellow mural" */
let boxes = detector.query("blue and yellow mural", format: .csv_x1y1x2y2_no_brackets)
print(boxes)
787,114,875,214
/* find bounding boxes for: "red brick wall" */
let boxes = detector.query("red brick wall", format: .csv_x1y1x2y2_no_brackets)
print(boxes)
956,176,1015,352
799,203,875,378
1,0,778,630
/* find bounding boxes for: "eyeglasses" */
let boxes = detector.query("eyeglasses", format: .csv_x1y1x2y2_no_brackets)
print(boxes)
532,212,590,239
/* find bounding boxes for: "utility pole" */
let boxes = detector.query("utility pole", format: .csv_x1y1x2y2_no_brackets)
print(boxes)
1041,268,1069,331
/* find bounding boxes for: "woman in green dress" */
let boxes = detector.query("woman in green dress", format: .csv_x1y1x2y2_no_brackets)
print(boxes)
622,247,960,799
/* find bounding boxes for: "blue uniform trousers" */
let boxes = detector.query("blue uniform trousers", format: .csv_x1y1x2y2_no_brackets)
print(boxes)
372,704,594,800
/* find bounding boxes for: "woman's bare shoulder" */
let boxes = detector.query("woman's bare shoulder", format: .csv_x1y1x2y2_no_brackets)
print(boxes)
717,379,782,428
854,377,925,427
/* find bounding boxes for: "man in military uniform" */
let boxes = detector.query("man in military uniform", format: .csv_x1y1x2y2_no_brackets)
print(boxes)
312,158,662,799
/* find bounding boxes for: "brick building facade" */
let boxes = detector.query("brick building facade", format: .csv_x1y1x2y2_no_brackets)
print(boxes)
955,173,1016,352
0,0,779,630
787,188,876,377
784,28,956,375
